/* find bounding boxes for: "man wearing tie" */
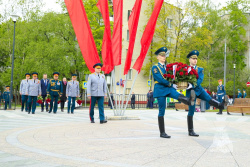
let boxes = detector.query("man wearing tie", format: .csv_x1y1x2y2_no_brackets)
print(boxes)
20,73,30,112
41,74,49,112
66,74,80,114
87,63,107,124
26,72,41,114
47,72,63,114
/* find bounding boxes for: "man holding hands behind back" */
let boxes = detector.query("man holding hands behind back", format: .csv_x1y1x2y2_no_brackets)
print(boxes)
66,74,80,114
87,63,107,124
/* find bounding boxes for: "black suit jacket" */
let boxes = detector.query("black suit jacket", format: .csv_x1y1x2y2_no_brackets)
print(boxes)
61,81,67,101
41,79,49,96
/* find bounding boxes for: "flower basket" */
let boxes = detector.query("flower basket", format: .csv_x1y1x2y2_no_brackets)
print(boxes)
177,82,188,90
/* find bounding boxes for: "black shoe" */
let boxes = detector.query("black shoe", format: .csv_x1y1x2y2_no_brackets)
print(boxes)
71,112,74,114
242,113,244,116
216,112,222,115
49,111,52,113
28,111,30,114
178,90,196,106
100,120,107,124
209,99,224,109
187,116,199,137
91,120,95,123
46,110,49,112
158,116,171,139
41,110,44,112
32,113,35,114
61,109,64,112
227,112,231,115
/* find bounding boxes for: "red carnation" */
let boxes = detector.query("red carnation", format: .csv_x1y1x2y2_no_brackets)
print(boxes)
179,72,184,76
166,68,169,71
170,68,173,70
183,68,188,72
185,72,188,75
163,74,167,78
167,74,171,78
178,62,183,66
190,71,194,75
196,75,199,79
166,64,170,68
171,75,174,79
176,68,180,72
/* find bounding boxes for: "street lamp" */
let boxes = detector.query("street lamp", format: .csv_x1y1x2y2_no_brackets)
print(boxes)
233,64,236,103
9,14,19,109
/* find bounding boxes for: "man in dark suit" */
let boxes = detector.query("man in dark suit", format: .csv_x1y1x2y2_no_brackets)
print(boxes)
108,92,114,109
131,92,135,109
41,74,49,112
61,77,67,112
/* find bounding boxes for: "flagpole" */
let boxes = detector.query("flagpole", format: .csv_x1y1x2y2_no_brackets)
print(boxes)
118,65,122,114
120,74,127,115
112,69,118,115
122,71,138,116
103,72,115,115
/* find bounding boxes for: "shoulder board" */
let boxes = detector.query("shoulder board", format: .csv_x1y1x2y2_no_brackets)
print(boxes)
29,79,32,80
22,79,26,80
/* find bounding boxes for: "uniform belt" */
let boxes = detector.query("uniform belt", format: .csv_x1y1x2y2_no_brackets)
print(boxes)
51,89,59,91
218,93,224,95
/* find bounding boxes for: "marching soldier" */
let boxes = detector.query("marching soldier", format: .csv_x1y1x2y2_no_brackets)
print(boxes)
237,89,242,98
20,73,31,112
216,79,230,115
47,72,63,114
3,86,11,110
26,72,41,114
243,89,247,98
66,74,80,114
87,63,108,124
152,47,196,138
186,50,228,136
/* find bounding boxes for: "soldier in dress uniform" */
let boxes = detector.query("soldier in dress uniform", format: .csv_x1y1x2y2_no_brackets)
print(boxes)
237,89,242,98
20,73,31,112
47,72,63,114
152,47,196,139
87,63,108,124
3,86,11,110
216,79,230,115
186,50,227,137
243,89,247,98
66,74,80,114
0,90,2,105
25,72,41,114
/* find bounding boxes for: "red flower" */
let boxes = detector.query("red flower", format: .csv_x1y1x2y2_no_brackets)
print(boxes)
176,68,180,72
183,68,188,72
46,99,51,103
163,74,167,78
196,75,199,79
167,74,171,78
170,68,173,70
178,62,183,66
166,68,170,71
179,72,184,76
171,75,174,79
185,72,188,75
190,71,194,75
77,100,82,105
57,100,61,104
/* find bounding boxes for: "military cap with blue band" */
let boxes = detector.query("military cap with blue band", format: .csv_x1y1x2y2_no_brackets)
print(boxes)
243,89,246,91
25,73,31,76
93,63,103,68
238,89,241,91
32,72,38,76
53,72,60,76
6,85,10,88
155,47,170,57
187,50,199,59
72,74,77,76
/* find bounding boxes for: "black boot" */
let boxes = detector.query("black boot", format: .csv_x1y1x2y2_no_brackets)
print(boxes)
100,120,107,124
158,116,171,138
209,99,224,109
187,116,199,137
178,90,196,106
227,112,231,115
217,109,223,115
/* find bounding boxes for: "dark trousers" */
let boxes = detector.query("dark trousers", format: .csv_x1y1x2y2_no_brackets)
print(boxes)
50,95,59,113
131,102,135,109
89,96,104,121
61,100,66,110
28,96,37,113
41,95,48,111
4,101,9,110
21,95,28,111
68,97,76,113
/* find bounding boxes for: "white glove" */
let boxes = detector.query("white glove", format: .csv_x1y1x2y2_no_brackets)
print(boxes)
173,84,178,90
186,83,193,90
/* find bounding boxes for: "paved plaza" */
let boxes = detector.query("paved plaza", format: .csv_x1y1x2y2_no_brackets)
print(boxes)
0,108,250,167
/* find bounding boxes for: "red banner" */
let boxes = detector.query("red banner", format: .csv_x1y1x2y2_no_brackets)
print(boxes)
64,0,100,73
124,0,142,75
112,0,123,66
133,0,163,73
97,0,114,74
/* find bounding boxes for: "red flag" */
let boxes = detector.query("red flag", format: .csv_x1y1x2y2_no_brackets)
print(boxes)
97,0,114,74
124,0,142,75
64,0,100,73
133,0,163,73
112,0,123,66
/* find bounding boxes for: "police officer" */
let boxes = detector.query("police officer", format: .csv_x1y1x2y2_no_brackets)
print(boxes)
47,72,63,114
25,72,41,114
216,79,230,115
152,47,196,139
243,89,247,98
87,63,107,124
66,74,80,114
20,73,31,112
237,89,242,98
3,86,11,110
186,50,227,137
